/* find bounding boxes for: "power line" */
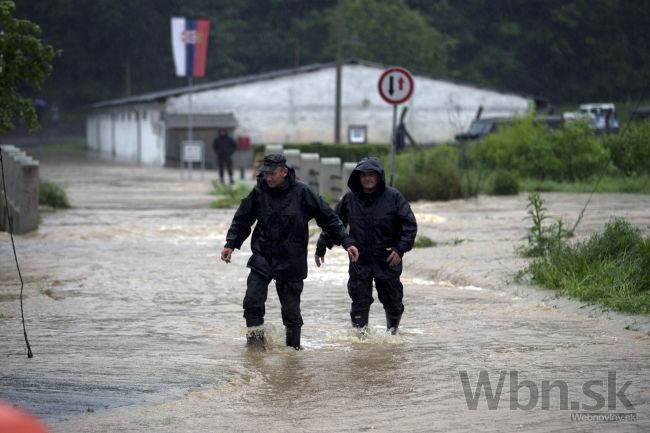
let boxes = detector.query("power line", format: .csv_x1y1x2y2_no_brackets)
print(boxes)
0,148,33,358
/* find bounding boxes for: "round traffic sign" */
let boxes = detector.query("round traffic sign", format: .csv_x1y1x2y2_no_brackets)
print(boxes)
378,67,414,105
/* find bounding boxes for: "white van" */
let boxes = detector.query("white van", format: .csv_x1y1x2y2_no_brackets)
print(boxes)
577,103,620,134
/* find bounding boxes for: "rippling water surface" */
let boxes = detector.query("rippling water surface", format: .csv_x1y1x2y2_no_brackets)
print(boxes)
1,155,648,432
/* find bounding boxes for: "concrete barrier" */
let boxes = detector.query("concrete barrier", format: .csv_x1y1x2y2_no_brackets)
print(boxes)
319,157,342,202
0,144,39,234
300,153,320,194
264,144,283,155
342,162,357,195
283,149,301,178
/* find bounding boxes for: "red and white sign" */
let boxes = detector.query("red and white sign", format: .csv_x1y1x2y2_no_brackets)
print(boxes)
378,67,414,105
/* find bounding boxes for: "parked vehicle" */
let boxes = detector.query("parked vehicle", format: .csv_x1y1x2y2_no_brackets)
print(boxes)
454,117,512,141
577,103,620,135
454,115,564,141
629,106,650,123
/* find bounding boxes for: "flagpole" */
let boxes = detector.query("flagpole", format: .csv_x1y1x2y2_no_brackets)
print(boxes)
188,75,193,142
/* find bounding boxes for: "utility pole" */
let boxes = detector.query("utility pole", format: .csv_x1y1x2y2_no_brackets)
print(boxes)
125,61,132,97
334,0,344,144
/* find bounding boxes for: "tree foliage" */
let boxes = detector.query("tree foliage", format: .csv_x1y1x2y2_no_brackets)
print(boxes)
11,0,650,110
0,0,56,133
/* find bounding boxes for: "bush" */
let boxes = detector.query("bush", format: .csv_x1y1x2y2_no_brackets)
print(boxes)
414,235,436,248
490,170,520,195
524,218,650,314
210,183,250,208
393,146,463,201
470,116,609,182
605,119,650,176
39,180,70,208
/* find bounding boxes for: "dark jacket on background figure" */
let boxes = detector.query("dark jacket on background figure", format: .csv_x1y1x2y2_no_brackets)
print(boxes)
212,132,237,159
225,166,353,281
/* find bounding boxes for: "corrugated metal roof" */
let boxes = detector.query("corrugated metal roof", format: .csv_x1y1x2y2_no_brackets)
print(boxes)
165,113,237,128
91,60,384,109
90,58,531,110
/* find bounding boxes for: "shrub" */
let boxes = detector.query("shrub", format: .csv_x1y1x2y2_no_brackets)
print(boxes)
490,170,520,195
210,183,250,208
524,218,650,314
39,180,70,209
393,146,462,201
547,121,609,181
519,192,573,257
470,116,609,182
605,119,650,176
414,235,436,248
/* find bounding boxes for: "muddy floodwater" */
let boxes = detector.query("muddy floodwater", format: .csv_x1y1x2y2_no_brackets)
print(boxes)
1,151,649,432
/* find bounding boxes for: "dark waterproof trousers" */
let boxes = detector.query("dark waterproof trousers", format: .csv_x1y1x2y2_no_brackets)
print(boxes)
217,155,234,183
243,270,304,328
348,261,404,321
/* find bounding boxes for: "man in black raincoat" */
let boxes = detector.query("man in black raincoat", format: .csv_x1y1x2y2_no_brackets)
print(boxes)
315,157,417,334
221,154,359,349
212,129,237,185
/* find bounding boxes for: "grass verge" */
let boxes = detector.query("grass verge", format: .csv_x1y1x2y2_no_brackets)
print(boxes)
518,217,650,315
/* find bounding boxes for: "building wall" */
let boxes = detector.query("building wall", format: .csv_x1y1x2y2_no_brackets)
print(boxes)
165,64,530,146
88,64,531,166
87,103,164,165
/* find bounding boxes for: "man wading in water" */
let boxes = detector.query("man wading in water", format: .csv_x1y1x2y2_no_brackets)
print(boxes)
315,157,417,335
221,154,359,349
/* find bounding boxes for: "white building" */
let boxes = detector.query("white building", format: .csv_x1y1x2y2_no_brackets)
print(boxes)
86,60,532,166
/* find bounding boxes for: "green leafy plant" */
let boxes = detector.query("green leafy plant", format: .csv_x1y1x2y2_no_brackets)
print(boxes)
490,170,520,195
0,1,58,133
39,179,70,209
522,218,650,314
520,192,573,257
414,235,436,248
210,183,250,208
605,119,650,176
393,146,463,201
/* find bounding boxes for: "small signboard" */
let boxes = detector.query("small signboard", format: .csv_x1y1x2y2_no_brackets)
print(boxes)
183,140,203,162
181,140,205,180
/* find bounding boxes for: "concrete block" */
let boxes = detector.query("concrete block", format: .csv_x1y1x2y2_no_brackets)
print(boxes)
264,144,283,155
0,144,40,234
319,157,342,202
300,153,320,194
283,149,301,177
342,162,357,195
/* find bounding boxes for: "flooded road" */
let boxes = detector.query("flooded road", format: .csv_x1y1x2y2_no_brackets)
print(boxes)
1,151,649,432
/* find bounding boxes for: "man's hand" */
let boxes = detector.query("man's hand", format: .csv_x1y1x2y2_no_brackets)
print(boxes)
347,245,359,262
386,248,401,267
315,255,324,267
221,247,233,263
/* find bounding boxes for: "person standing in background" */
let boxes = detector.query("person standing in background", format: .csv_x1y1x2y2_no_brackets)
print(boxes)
212,129,237,185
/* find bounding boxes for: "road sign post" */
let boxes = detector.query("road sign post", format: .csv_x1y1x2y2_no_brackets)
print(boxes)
378,67,414,187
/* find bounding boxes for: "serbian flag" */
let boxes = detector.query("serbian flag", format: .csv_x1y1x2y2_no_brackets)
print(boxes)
171,17,211,77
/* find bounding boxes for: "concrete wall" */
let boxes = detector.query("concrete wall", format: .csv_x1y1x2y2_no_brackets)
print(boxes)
167,63,530,146
88,63,530,166
86,103,165,165
0,145,39,234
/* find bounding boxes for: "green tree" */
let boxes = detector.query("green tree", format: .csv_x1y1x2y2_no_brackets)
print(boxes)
339,0,451,76
0,0,56,133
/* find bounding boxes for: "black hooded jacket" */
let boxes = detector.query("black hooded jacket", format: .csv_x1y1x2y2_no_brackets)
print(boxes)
316,157,417,278
225,166,352,281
